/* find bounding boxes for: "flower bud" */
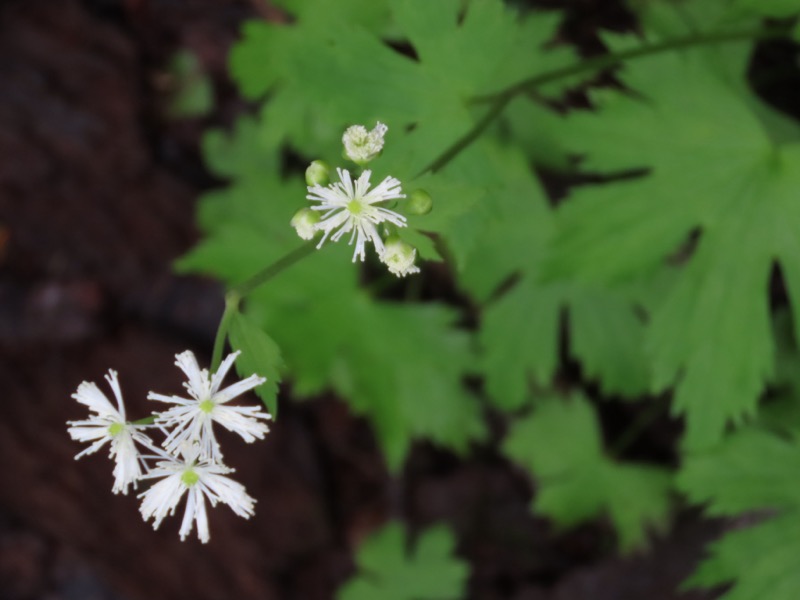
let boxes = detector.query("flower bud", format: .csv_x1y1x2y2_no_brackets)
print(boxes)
407,189,433,215
305,160,330,187
380,236,420,278
342,121,387,165
290,207,320,240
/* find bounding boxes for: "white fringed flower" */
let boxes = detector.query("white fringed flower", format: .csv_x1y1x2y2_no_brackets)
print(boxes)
342,121,387,164
381,237,421,278
307,167,406,262
138,444,255,543
148,350,270,463
67,370,154,495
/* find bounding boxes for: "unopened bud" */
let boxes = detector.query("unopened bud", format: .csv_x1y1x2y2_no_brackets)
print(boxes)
342,122,387,165
407,189,433,215
290,208,320,240
305,160,330,187
381,236,420,278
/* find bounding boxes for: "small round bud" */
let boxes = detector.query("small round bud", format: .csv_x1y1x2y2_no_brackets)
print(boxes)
290,208,320,240
407,189,433,215
305,160,330,187
381,236,420,278
342,121,387,165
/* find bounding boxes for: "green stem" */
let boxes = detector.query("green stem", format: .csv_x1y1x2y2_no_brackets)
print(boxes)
609,398,669,458
416,23,792,177
210,295,239,372
231,240,317,298
208,241,318,371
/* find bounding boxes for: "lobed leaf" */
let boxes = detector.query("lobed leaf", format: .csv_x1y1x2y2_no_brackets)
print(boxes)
337,522,468,600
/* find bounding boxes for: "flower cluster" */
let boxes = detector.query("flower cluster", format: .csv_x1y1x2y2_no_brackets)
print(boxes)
307,167,407,263
291,121,428,277
67,350,270,543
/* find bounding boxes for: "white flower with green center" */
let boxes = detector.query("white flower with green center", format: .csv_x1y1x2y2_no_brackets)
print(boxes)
148,350,270,463
138,444,255,543
67,370,154,495
307,167,406,262
342,121,387,164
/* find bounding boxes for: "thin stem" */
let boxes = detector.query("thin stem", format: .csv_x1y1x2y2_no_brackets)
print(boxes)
609,398,669,458
210,295,239,372
207,241,318,371
415,23,792,178
231,240,317,298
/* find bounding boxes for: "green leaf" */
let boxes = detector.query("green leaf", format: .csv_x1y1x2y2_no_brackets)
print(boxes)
503,394,672,551
201,115,280,181
479,277,562,411
758,310,800,437
688,515,800,600
541,11,800,449
678,428,800,599
568,286,651,398
231,0,575,171
337,522,468,600
732,0,800,18
464,142,650,407
164,50,213,119
228,311,283,416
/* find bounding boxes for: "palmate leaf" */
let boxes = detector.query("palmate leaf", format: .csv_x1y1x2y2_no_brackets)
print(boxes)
678,428,800,599
230,0,575,173
503,394,672,551
455,141,651,410
177,119,484,470
337,522,468,600
540,6,800,449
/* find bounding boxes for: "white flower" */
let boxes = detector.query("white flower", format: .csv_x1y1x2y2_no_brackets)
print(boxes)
138,444,255,543
381,237,421,277
148,350,270,463
342,121,387,164
307,167,407,262
67,370,154,495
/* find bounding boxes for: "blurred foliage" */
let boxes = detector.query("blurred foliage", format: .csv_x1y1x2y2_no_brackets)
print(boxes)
504,394,672,552
177,0,800,596
336,522,468,600
163,50,213,118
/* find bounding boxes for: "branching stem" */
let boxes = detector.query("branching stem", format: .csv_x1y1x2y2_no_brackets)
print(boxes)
416,23,792,177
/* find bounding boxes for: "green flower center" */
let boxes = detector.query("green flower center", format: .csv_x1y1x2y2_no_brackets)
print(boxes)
181,469,200,487
347,199,363,215
199,399,215,413
108,422,125,437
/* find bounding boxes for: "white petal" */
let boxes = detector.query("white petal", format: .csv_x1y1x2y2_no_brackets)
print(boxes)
210,351,241,396
174,351,208,399
72,381,118,417
213,374,266,405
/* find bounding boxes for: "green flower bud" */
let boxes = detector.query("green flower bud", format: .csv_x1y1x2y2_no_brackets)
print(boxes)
381,236,420,278
407,189,433,215
305,160,330,187
290,207,320,240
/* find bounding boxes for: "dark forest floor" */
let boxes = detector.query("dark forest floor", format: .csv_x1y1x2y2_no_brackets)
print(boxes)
0,1,726,599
